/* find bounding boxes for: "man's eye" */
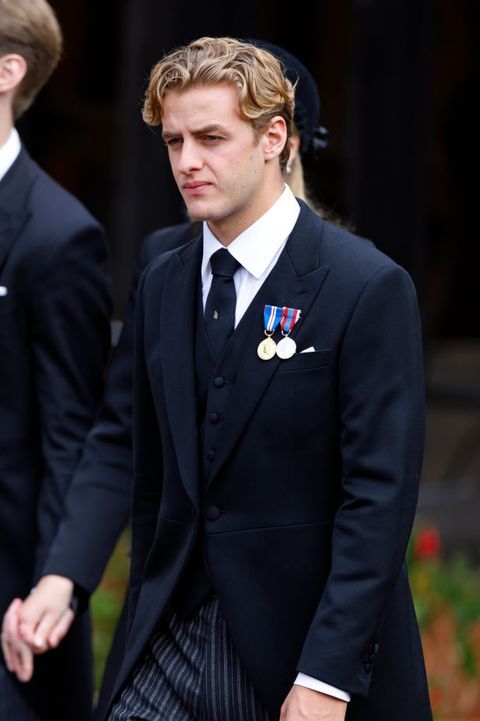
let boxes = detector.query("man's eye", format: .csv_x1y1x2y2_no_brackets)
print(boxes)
165,138,182,147
203,135,221,142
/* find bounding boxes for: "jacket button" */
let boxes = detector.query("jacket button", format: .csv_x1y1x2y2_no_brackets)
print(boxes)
213,376,225,388
207,449,216,461
209,412,220,424
206,506,221,521
363,662,372,674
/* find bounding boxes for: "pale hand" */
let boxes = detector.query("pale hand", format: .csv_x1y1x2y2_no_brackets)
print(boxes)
18,574,75,652
1,574,75,682
280,685,348,721
1,598,34,682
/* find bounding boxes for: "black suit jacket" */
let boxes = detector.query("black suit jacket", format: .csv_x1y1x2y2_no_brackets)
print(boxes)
103,202,431,720
0,147,111,721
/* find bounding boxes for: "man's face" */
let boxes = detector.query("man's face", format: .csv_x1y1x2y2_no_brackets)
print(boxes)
162,83,273,239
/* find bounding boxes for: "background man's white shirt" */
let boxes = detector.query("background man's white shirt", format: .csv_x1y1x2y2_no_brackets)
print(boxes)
0,128,21,182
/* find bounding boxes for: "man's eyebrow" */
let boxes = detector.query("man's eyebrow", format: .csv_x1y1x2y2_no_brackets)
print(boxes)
162,123,229,140
192,123,229,135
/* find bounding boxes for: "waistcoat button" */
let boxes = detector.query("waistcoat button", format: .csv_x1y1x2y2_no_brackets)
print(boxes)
214,376,225,388
209,411,220,424
206,506,221,521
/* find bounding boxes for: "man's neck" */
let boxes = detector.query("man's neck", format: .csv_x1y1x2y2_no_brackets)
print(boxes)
0,104,14,149
207,179,285,246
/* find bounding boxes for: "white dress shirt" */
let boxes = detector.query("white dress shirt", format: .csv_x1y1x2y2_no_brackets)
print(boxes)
0,128,21,183
201,185,351,704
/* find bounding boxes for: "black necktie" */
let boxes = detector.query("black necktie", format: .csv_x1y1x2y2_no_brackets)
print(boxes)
204,248,241,357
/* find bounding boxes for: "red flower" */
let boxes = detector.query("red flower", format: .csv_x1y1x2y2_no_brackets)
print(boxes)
413,527,442,559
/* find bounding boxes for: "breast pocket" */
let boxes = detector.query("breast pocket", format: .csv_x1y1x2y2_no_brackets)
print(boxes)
277,349,331,372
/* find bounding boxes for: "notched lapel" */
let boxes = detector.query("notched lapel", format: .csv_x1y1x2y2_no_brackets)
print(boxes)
0,149,36,275
159,236,203,505
208,206,330,484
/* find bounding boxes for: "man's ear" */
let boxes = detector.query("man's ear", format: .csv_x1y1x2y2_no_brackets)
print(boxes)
0,54,27,94
262,115,288,163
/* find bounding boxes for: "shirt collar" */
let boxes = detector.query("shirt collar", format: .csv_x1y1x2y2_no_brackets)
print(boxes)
202,185,300,280
0,128,21,183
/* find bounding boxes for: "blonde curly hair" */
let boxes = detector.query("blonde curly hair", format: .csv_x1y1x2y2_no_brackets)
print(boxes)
143,36,295,172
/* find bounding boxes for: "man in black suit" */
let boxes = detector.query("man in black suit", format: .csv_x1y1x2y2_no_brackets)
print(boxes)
0,1,111,719
100,36,431,721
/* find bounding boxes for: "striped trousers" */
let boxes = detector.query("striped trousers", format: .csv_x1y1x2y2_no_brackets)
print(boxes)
109,596,270,721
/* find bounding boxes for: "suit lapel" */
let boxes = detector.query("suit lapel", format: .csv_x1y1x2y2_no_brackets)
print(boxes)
0,149,35,274
159,235,203,505
208,203,330,484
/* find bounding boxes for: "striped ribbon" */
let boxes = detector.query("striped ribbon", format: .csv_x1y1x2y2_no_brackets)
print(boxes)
280,306,302,334
263,305,283,334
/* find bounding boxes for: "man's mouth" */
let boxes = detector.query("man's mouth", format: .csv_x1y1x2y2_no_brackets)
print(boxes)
182,181,211,193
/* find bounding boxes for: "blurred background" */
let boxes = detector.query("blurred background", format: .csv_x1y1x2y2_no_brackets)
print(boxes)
17,0,480,717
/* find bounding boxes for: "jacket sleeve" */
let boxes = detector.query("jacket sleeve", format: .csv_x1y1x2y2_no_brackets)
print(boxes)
41,291,135,594
31,222,111,579
297,263,425,697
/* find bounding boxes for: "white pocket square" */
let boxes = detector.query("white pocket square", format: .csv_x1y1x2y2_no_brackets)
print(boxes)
300,346,315,353
0,286,8,297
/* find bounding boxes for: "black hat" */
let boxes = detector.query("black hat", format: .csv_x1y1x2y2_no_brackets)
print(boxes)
248,38,329,163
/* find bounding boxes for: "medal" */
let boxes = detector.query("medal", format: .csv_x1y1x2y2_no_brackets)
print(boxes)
257,305,282,360
276,335,297,359
276,306,302,360
257,336,277,360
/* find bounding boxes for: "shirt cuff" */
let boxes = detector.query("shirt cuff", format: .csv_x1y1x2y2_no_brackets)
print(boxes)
294,673,351,702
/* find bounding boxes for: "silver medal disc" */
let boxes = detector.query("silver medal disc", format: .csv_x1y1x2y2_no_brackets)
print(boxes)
276,336,296,359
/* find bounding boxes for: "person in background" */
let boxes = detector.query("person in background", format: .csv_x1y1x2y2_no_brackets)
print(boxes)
0,1,111,720
2,41,332,717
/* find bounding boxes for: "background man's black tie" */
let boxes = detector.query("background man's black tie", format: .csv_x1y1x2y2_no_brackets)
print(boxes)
204,248,241,357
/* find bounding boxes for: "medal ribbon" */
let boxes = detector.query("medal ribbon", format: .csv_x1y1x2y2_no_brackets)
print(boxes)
263,304,283,334
280,306,302,335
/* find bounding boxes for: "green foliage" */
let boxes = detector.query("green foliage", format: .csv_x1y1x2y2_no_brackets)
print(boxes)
90,529,131,692
408,526,480,679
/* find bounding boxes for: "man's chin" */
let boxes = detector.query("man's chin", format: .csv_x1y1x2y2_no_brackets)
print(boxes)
186,210,204,222
184,203,223,223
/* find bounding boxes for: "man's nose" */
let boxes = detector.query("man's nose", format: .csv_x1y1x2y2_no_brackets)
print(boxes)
178,139,202,174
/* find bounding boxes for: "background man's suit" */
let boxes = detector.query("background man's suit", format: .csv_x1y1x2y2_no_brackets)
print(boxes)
102,201,432,720
0,146,111,721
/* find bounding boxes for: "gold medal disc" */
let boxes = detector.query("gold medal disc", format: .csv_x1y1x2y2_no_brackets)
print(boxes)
257,336,277,360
